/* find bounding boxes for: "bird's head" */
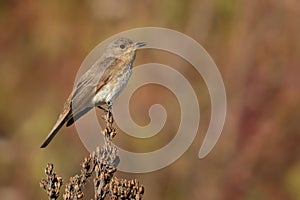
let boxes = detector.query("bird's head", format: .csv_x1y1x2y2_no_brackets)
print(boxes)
103,37,146,58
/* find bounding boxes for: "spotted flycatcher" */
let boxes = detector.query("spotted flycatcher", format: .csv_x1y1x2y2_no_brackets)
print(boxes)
41,37,145,148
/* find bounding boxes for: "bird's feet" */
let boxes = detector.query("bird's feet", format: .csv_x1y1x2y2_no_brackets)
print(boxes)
98,102,113,122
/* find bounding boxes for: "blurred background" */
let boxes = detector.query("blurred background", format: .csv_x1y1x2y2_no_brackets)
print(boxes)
0,0,299,199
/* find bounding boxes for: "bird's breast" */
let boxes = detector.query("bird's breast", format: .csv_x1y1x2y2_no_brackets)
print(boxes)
92,65,132,106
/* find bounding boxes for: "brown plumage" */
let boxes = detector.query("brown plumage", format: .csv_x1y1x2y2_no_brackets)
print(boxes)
40,38,145,148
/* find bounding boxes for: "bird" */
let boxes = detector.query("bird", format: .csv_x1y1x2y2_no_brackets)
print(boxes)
40,37,145,148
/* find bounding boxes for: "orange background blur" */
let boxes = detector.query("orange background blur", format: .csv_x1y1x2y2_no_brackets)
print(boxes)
0,0,299,199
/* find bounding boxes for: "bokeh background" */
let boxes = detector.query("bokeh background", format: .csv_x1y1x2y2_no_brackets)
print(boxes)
0,0,299,199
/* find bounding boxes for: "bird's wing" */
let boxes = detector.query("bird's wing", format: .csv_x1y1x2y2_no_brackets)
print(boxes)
66,57,122,126
70,57,116,111
41,57,117,147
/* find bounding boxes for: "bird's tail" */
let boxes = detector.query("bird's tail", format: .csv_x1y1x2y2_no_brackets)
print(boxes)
40,109,71,148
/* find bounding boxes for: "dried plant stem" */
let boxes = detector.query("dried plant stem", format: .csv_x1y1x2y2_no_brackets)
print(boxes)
40,110,145,200
40,163,63,200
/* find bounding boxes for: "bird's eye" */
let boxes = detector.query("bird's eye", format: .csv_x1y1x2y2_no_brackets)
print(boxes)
119,44,125,49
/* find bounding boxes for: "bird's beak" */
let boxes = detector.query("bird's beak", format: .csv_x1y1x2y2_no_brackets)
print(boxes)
135,42,146,48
